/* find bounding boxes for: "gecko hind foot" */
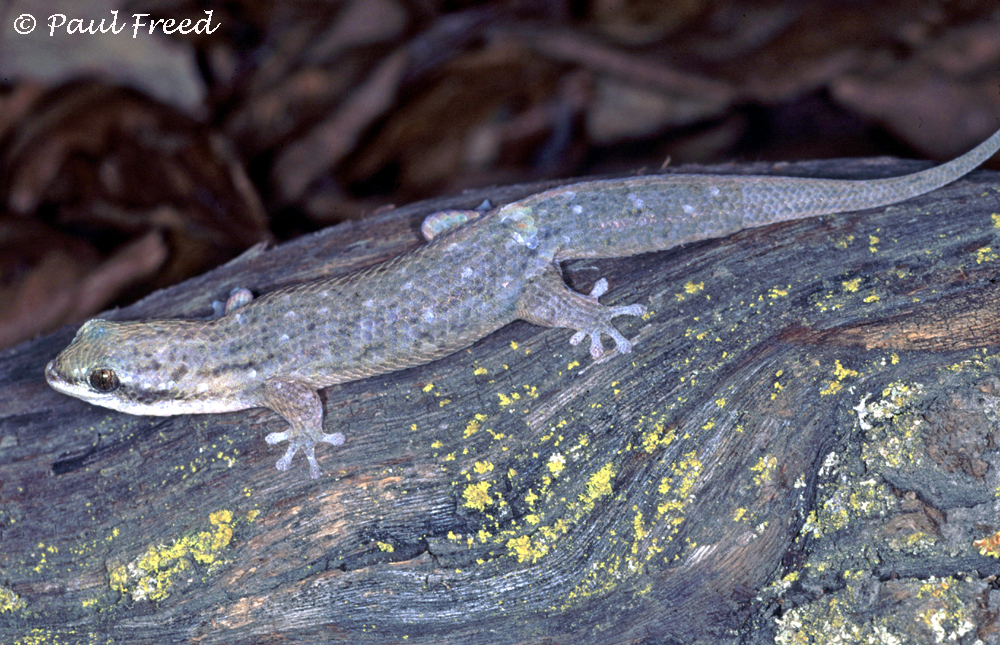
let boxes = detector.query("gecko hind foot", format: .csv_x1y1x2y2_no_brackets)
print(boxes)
568,278,646,358
569,302,647,358
266,430,345,479
518,270,648,359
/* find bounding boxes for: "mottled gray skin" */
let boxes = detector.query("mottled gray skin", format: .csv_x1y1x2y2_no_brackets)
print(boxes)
46,126,1000,477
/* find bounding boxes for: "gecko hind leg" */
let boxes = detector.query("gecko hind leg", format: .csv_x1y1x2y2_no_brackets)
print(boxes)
517,265,646,358
262,378,344,478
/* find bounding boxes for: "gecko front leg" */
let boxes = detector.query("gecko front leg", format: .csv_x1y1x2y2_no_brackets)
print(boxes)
261,378,345,478
516,265,646,358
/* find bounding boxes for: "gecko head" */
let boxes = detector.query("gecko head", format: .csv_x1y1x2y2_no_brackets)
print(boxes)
45,318,208,416
46,320,133,411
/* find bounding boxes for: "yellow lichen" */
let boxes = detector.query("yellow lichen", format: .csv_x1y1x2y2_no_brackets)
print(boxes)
821,360,859,396
821,381,843,396
108,509,236,602
750,454,777,486
657,451,702,518
0,586,26,613
675,281,705,301
975,246,997,264
498,392,520,407
684,281,704,294
772,370,785,400
842,278,861,292
463,414,487,437
462,481,494,511
639,418,675,453
582,463,615,505
631,509,647,553
546,453,566,476
833,234,855,249
506,534,548,563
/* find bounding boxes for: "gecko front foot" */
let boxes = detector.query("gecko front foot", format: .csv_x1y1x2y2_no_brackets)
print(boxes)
261,378,344,478
266,429,345,479
567,279,646,358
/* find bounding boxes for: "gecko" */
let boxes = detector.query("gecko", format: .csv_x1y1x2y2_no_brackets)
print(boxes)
46,125,1000,478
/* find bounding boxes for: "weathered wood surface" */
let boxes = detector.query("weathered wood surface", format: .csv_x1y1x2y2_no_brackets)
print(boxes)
4,158,1000,644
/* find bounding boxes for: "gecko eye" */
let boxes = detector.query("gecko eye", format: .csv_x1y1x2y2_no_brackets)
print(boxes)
89,368,120,392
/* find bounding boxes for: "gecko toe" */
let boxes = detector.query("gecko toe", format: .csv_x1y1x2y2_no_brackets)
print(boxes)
305,445,323,479
587,278,609,299
275,445,296,471
612,304,646,318
589,335,606,358
605,328,632,353
321,431,345,446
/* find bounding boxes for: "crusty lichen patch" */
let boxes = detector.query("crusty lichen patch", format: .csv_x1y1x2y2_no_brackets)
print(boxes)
801,475,892,540
108,509,238,602
749,454,777,486
12,628,108,645
853,381,923,430
775,575,978,645
773,353,1000,639
855,382,926,470
795,380,939,542
775,596,898,645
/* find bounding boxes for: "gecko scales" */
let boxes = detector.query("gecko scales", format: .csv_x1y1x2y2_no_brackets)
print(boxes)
46,126,1000,478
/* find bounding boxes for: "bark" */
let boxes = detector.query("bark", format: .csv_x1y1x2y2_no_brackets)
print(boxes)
4,158,1000,644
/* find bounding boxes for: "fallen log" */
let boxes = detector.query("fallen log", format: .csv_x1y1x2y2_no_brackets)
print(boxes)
3,157,1000,644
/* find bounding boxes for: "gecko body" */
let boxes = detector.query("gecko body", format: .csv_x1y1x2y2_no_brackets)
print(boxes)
46,127,1000,477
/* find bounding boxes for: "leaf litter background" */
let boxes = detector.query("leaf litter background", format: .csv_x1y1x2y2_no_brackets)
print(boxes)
0,0,998,349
